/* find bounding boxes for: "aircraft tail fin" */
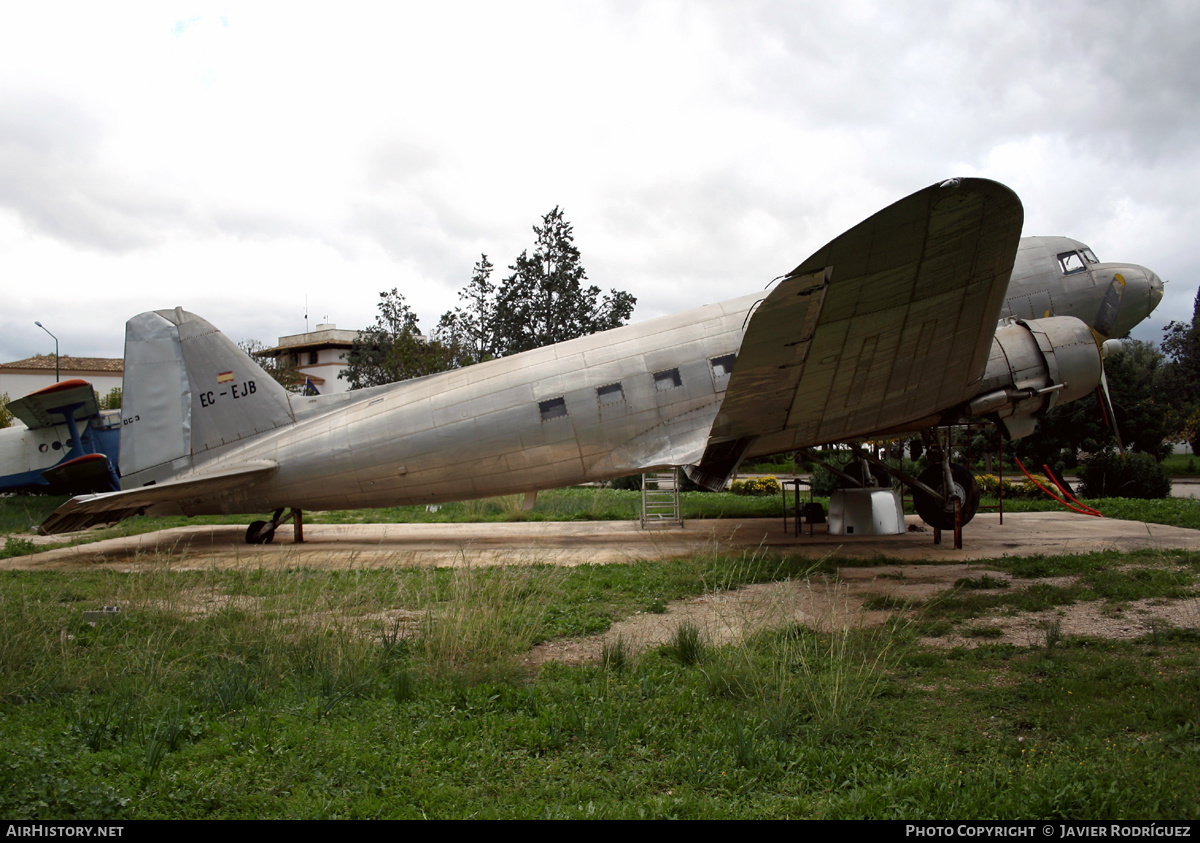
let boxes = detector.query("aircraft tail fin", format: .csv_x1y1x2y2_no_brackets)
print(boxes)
120,308,295,485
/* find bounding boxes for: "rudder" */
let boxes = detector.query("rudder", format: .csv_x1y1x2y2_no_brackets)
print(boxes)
120,307,295,486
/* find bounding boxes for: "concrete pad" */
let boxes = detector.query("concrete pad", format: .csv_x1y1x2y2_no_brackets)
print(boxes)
7,510,1200,571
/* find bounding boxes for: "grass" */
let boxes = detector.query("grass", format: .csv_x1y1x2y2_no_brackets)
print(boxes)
2,486,1199,816
0,543,1197,818
1162,454,1199,476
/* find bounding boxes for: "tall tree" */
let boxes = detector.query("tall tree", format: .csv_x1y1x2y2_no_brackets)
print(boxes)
492,208,635,356
439,254,499,365
342,289,464,389
1161,288,1200,453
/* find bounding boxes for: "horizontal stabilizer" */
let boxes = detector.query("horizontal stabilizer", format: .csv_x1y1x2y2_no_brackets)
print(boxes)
6,379,100,430
37,460,279,535
40,453,119,495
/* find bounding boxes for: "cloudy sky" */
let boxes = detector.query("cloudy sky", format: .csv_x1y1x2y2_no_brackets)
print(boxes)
1,0,1196,364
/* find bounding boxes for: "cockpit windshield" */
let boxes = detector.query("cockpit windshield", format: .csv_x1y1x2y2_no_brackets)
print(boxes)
1058,251,1088,274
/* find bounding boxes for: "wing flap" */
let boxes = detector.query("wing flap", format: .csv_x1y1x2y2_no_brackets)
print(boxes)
37,460,278,535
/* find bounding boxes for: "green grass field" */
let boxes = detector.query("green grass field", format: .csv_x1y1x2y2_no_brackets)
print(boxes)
2,490,1199,817
0,547,1197,819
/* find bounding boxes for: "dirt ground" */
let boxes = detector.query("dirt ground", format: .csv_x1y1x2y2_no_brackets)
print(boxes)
528,562,1199,666
8,512,1200,665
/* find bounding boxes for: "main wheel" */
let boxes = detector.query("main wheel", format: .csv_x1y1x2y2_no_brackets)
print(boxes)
245,520,276,545
913,464,980,530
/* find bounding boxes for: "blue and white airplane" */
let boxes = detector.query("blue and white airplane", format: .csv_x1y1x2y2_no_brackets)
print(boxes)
0,379,121,495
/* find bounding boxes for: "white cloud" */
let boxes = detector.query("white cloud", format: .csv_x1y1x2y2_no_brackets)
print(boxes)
0,0,1194,364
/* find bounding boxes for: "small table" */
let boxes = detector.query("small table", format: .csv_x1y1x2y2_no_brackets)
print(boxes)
780,478,820,536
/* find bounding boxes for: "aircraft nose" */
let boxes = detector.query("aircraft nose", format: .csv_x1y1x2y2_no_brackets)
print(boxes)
1094,264,1163,338
1147,269,1164,312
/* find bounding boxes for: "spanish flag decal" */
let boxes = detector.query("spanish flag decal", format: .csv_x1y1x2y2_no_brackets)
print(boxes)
217,371,234,383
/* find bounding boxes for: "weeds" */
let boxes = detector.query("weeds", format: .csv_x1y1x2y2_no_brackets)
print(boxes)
413,565,554,680
143,703,196,773
601,636,629,673
1043,618,1063,649
1,536,37,559
955,574,1010,590
664,622,707,666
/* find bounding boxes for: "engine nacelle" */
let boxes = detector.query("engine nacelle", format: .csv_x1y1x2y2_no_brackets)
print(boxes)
966,316,1101,440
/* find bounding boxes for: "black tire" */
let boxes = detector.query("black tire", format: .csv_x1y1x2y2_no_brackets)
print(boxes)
913,464,980,530
245,520,276,545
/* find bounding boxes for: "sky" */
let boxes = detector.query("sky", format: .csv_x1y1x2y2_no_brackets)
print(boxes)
1,0,1197,364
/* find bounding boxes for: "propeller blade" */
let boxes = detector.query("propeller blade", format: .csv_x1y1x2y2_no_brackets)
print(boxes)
1096,365,1125,454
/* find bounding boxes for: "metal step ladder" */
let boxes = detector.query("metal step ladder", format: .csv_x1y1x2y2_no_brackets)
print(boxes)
640,468,683,529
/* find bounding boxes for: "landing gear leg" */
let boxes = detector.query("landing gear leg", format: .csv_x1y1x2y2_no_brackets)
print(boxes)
912,430,980,548
244,507,304,545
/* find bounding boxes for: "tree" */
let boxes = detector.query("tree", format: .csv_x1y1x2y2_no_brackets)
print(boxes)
438,254,499,365
98,387,122,410
0,393,11,430
238,339,306,393
341,289,466,389
1010,338,1172,468
1160,288,1200,453
492,208,635,356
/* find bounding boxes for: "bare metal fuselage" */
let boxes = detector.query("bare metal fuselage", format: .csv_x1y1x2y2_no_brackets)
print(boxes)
161,294,755,516
156,235,1160,518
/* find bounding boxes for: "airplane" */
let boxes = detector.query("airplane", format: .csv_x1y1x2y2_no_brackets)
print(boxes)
35,178,1163,542
0,379,122,495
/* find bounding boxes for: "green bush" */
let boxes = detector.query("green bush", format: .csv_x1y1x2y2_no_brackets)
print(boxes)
729,476,781,497
975,473,1050,500
1078,451,1171,499
606,474,643,491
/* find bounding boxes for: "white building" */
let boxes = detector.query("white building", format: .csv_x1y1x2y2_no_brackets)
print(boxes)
257,324,361,395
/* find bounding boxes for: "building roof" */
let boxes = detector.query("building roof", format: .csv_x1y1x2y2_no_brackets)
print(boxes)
0,355,124,374
258,325,363,357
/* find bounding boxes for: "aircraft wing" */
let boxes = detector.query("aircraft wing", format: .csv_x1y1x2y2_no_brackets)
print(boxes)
37,460,279,535
692,178,1024,484
6,379,100,429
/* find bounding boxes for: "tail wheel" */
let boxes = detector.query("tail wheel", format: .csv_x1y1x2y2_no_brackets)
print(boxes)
245,520,276,545
913,464,980,530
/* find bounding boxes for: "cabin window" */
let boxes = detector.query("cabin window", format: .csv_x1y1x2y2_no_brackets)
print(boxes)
596,382,624,405
1057,251,1087,275
710,354,737,377
653,368,682,392
539,397,568,421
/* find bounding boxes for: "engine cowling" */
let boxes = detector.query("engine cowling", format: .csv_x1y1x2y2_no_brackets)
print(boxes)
966,316,1101,440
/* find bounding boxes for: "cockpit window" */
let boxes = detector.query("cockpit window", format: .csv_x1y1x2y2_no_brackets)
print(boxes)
1081,248,1099,264
1057,251,1087,275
